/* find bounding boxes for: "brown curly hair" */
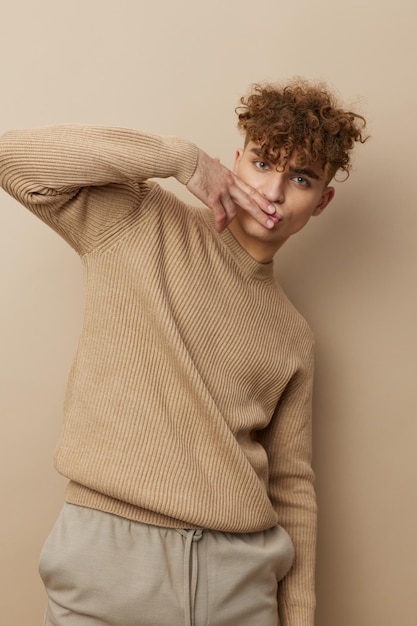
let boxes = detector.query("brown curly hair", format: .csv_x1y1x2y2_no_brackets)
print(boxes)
236,80,367,181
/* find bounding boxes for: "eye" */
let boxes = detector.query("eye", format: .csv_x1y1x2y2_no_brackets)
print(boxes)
292,175,310,187
254,161,270,170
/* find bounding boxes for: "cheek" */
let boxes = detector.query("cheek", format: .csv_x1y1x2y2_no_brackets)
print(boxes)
291,203,316,228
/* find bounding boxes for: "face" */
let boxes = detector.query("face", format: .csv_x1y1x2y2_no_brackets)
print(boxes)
231,141,335,261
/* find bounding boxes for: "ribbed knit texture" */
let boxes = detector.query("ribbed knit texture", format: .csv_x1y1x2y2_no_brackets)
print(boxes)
0,125,317,625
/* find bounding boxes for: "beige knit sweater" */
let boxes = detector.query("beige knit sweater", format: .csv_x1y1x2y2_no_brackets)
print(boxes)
0,125,317,625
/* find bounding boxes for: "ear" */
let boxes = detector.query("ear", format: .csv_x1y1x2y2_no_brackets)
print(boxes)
233,148,244,173
312,186,335,216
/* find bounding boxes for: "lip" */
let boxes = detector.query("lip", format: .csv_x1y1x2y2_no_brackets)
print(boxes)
270,214,282,225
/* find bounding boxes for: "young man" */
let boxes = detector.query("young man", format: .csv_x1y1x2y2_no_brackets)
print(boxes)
0,80,366,626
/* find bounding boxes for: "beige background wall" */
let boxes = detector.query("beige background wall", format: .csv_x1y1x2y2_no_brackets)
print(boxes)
1,1,416,625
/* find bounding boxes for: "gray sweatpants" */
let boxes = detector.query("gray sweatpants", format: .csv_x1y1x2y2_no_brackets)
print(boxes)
39,503,295,626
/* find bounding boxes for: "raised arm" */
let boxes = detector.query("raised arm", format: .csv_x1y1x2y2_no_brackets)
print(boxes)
0,125,201,250
0,124,278,251
0,125,198,202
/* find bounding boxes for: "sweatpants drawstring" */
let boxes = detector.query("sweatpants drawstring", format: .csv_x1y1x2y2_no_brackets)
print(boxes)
177,529,204,626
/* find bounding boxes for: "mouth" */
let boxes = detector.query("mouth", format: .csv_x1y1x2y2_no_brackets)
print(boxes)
269,213,282,227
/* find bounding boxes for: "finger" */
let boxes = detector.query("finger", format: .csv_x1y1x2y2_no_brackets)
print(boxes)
234,176,276,214
210,201,228,233
219,193,237,223
231,189,278,229
231,177,283,226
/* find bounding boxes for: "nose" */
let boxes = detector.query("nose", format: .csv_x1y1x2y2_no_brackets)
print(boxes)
260,172,285,204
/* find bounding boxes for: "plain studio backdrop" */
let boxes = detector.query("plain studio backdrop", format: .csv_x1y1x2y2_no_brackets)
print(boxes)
0,2,416,625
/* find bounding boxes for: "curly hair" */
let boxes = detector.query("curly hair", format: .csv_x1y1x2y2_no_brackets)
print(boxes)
236,80,367,181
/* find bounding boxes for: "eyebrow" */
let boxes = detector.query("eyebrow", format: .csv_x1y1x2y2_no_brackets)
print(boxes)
288,166,321,181
248,148,322,181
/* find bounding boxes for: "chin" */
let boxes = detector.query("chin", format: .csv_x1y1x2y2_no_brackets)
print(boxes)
246,219,281,241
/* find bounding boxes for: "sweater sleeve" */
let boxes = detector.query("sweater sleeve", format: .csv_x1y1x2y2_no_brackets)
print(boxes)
0,125,199,254
258,345,317,626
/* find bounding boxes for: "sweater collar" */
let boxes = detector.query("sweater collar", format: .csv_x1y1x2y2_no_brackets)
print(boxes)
198,208,274,280
221,227,274,280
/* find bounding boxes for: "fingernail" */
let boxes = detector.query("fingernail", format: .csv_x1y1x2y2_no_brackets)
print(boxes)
266,218,274,228
267,204,276,214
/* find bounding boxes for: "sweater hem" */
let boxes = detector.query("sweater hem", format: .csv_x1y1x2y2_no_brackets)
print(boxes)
64,481,279,534
65,481,199,529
